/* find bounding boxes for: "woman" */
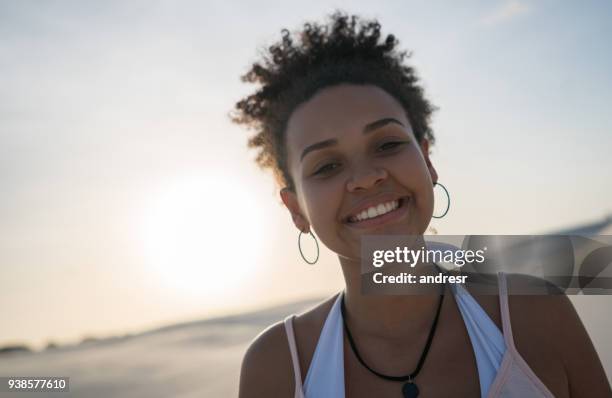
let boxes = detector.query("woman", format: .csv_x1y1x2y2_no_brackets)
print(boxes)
232,11,610,398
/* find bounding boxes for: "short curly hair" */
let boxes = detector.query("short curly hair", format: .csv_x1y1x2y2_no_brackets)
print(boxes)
231,10,437,191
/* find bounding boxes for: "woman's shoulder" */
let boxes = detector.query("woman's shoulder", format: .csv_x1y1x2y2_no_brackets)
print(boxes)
462,271,604,397
238,316,294,398
500,273,611,396
238,293,340,398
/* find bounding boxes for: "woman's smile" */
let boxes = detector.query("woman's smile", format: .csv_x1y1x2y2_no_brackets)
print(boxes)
343,195,411,230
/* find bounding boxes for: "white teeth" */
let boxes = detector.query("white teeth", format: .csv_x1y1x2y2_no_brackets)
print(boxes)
348,199,400,223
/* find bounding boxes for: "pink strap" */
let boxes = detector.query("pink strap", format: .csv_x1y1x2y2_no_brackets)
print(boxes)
284,315,305,398
492,272,557,397
497,271,518,350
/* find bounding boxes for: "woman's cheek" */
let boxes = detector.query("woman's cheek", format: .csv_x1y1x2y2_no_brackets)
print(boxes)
304,182,346,247
303,182,335,224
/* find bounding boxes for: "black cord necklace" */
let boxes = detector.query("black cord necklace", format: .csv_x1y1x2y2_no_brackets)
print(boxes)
340,283,446,398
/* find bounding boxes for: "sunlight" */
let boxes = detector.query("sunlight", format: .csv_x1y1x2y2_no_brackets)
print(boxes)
140,174,265,299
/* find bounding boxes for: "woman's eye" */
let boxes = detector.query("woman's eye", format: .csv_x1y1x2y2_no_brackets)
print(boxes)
313,163,340,175
378,141,406,152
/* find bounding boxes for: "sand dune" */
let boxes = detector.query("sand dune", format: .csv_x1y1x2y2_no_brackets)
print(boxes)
0,297,323,398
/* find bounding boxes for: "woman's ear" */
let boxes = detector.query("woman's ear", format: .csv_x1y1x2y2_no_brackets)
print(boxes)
420,139,438,185
280,188,309,232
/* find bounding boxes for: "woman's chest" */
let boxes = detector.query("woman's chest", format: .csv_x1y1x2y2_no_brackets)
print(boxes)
343,321,482,398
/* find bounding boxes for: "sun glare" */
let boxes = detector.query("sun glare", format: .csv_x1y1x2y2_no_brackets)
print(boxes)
140,174,265,299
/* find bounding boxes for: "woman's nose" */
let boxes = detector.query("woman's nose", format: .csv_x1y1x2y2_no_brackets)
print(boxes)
346,167,388,192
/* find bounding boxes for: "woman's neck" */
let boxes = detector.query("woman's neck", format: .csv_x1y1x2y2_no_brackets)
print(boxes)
338,255,447,341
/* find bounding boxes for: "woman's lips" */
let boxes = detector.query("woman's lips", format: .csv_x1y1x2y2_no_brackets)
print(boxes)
344,196,410,229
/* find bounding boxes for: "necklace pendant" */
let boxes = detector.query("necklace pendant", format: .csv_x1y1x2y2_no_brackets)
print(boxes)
402,382,419,398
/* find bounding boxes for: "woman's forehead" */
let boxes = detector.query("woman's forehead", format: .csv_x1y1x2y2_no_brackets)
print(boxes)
285,84,410,156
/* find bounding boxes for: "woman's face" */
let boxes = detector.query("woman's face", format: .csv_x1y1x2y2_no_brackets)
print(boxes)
280,84,438,261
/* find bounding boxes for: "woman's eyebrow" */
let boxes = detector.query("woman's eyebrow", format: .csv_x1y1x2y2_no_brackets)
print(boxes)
363,117,404,133
300,117,405,162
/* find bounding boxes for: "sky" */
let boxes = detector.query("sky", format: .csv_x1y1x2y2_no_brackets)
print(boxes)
1,0,611,349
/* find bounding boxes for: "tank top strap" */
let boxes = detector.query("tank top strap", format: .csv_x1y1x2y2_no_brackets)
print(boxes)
491,272,557,397
283,315,305,398
497,271,517,350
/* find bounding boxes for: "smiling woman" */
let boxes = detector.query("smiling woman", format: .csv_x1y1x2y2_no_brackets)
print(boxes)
231,10,610,398
139,175,265,298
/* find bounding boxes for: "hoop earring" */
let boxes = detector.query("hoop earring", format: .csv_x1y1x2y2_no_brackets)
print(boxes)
432,182,450,219
298,229,319,265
